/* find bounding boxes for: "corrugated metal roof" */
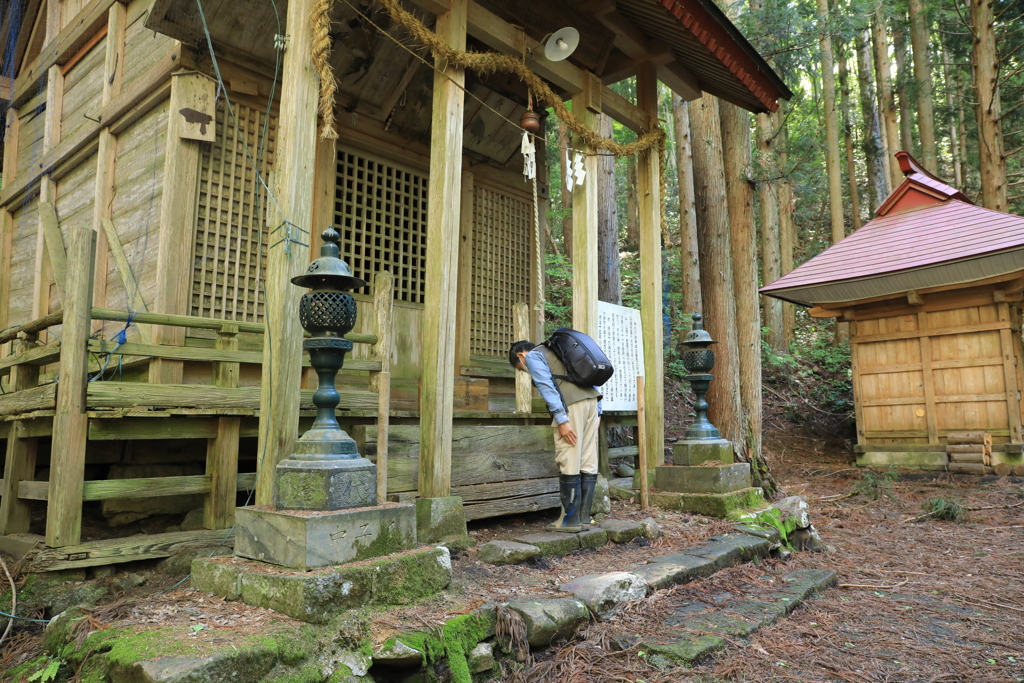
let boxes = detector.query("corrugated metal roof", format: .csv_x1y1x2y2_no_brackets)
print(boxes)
616,0,790,113
761,183,1024,305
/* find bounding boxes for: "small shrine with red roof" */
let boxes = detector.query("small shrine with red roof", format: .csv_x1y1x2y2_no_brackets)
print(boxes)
762,152,1024,474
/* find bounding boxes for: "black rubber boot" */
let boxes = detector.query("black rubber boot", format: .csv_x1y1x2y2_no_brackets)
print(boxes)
579,472,598,530
546,474,582,533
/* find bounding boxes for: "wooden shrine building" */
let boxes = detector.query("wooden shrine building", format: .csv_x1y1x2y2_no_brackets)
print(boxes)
762,153,1024,473
0,0,787,570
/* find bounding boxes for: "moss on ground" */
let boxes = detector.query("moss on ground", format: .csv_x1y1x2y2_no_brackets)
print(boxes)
397,613,493,683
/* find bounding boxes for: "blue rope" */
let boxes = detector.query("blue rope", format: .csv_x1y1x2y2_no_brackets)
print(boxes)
0,610,49,624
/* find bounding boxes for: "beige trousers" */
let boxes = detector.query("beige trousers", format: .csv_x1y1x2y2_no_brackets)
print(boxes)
553,397,600,475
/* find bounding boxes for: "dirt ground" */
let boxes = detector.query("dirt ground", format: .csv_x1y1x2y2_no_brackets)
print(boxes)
3,425,1024,682
513,429,1024,682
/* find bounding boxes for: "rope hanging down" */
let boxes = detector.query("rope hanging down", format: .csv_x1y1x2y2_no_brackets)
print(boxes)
309,0,666,156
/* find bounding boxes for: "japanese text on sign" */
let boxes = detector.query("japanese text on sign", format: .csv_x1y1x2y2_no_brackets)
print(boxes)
597,301,644,411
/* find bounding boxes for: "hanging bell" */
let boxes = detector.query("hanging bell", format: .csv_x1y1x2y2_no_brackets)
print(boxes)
520,109,542,134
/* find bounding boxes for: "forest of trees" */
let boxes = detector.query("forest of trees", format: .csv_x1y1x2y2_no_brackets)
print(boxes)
541,0,1024,474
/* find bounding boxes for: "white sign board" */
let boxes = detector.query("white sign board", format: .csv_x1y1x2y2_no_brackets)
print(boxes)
597,301,644,412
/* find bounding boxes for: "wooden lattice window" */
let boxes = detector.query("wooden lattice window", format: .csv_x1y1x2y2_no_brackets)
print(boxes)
334,149,428,303
191,102,277,321
470,184,531,356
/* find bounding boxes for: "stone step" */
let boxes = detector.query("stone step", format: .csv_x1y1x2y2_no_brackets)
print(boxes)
636,568,838,665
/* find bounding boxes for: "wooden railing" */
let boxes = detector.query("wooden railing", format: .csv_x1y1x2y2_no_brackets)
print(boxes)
0,227,395,548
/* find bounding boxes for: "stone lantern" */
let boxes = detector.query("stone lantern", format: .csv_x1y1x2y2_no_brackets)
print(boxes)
272,227,378,511
679,313,720,441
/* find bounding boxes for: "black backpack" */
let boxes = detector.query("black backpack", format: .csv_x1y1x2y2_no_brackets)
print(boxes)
542,328,615,387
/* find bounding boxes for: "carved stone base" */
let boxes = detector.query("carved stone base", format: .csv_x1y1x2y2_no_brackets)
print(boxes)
275,457,377,511
233,502,417,570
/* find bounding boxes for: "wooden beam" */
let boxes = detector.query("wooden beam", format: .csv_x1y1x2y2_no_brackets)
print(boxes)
149,73,205,385
0,45,183,208
28,529,235,572
255,0,322,505
205,325,241,530
418,0,467,500
99,217,149,316
10,0,118,106
850,321,1015,344
0,338,41,534
46,228,96,547
571,94,599,337
589,1,701,100
38,202,68,296
408,0,650,133
91,2,127,327
0,341,61,374
637,63,664,469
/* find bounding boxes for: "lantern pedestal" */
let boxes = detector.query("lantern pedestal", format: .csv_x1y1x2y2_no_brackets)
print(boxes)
671,438,735,466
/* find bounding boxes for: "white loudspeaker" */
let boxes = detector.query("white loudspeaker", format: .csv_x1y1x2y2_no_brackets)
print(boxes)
544,27,580,62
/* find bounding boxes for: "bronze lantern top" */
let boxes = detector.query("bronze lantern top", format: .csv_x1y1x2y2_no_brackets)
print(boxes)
681,313,717,348
291,227,367,291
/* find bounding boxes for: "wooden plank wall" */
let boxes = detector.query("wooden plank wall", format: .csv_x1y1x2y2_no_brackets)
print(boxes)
853,301,1022,445
353,424,560,519
2,0,178,348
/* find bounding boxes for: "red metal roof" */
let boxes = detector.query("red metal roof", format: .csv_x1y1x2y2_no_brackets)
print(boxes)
761,157,1024,297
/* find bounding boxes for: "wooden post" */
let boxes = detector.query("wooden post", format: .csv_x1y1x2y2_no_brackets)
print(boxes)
45,228,96,547
514,301,531,413
418,0,467,500
849,320,866,445
636,63,664,470
91,2,127,320
1,110,18,348
571,83,599,337
256,0,322,505
204,324,241,529
454,171,475,373
33,65,64,325
917,312,939,445
598,422,612,479
371,272,394,504
637,375,649,510
0,336,41,535
149,72,209,384
997,302,1023,443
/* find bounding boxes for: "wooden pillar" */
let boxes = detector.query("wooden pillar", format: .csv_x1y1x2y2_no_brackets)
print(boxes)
256,0,323,505
205,325,241,529
0,109,17,350
454,171,475,372
45,228,96,547
34,65,65,323
636,63,664,469
417,0,467,500
917,312,939,445
0,337,41,535
849,320,866,446
149,73,207,384
997,302,1023,443
514,302,531,413
371,272,394,503
91,2,127,321
570,81,599,337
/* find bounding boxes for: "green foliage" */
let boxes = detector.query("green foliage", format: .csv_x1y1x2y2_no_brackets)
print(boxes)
23,656,64,683
855,467,900,500
750,508,795,549
921,497,968,523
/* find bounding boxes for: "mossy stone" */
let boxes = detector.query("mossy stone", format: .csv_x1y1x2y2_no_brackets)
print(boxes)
416,496,470,546
192,547,452,623
649,487,765,517
644,634,725,663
